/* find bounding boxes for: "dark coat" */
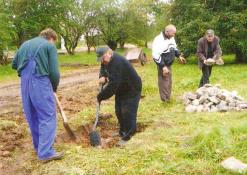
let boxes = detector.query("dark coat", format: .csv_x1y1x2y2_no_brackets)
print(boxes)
196,36,222,69
97,53,142,101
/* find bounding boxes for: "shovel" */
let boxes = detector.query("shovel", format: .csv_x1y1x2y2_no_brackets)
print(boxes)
89,85,103,147
54,93,76,141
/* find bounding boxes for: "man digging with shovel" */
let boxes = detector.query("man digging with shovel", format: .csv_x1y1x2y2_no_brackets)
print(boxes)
96,47,142,147
12,28,64,162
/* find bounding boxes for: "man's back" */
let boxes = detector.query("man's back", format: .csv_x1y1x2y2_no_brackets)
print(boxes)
100,53,142,99
12,36,59,91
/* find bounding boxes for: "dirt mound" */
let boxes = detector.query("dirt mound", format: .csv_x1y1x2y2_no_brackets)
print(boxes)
0,115,27,158
56,115,149,148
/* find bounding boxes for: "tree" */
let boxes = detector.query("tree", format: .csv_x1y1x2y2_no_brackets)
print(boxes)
54,0,85,55
168,0,247,61
81,0,101,53
0,1,15,64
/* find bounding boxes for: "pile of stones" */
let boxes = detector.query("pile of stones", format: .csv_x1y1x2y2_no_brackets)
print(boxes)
183,84,247,112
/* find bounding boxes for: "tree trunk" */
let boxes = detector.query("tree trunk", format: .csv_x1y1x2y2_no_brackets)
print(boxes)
145,40,148,48
120,41,125,49
235,47,246,63
107,40,117,50
0,49,8,65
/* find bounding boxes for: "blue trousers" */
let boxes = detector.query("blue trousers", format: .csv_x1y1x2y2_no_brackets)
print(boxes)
115,92,141,141
21,58,57,160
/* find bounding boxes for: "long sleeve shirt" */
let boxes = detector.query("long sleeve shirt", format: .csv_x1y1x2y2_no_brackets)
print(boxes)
97,53,142,101
152,32,180,68
12,37,60,92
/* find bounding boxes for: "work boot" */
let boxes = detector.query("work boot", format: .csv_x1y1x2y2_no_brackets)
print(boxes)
40,152,64,163
116,139,128,147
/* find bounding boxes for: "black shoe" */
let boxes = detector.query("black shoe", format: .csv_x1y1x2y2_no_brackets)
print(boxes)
40,152,64,163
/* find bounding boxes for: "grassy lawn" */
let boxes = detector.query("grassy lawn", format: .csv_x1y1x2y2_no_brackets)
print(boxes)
9,52,246,174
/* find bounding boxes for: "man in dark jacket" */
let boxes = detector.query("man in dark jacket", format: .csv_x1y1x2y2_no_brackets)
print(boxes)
96,47,142,146
12,28,63,162
197,29,222,87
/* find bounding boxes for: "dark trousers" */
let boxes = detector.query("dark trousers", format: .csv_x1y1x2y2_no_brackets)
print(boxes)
115,92,141,141
158,66,172,102
199,65,212,88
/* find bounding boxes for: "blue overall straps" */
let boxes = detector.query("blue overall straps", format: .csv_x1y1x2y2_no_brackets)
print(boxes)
20,41,57,160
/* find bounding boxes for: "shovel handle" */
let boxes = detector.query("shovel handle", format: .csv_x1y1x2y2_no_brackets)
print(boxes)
54,93,68,123
93,84,104,130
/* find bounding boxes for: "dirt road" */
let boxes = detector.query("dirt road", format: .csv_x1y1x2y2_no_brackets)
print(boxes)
0,67,99,115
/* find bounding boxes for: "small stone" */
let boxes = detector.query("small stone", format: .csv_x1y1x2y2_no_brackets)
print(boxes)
202,106,210,112
185,105,197,112
239,103,247,109
229,102,237,108
196,105,204,112
221,156,247,173
208,96,220,104
192,99,200,106
183,98,192,105
208,87,220,97
206,102,214,108
217,102,228,112
210,106,218,112
186,93,197,100
199,95,208,104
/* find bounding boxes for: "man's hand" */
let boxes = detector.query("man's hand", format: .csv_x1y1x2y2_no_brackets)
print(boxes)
179,56,186,64
204,58,215,66
162,66,169,76
99,76,107,85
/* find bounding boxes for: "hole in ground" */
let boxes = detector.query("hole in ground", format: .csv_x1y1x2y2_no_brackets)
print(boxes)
56,114,149,148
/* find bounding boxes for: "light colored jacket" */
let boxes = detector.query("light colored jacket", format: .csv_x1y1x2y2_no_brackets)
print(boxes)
152,32,179,67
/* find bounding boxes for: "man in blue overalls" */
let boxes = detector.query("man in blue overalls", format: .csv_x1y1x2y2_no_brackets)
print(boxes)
12,28,63,162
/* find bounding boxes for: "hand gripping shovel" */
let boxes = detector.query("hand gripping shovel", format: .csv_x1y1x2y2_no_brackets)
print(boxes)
89,85,103,147
54,93,76,141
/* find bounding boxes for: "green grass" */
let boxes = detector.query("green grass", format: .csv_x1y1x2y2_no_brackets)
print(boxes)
59,52,98,65
2,50,247,174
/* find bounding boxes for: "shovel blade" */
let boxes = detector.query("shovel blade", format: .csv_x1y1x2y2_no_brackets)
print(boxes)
89,131,101,147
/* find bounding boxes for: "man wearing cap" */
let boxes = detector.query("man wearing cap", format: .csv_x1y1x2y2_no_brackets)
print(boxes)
197,29,222,87
96,47,142,146
152,24,186,102
12,28,64,162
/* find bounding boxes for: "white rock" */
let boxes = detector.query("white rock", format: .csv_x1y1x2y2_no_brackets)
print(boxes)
221,157,247,174
210,106,218,112
199,95,208,104
185,105,197,112
196,105,204,112
208,96,220,104
192,99,200,106
185,92,197,100
239,103,247,109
